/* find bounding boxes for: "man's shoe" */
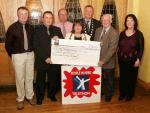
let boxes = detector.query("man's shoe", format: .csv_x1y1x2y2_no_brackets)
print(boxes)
37,99,42,105
17,101,24,110
125,96,133,101
49,96,57,102
105,97,111,102
118,95,125,101
27,98,36,105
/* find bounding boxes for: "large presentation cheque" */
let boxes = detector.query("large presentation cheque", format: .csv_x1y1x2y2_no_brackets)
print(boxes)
51,39,101,66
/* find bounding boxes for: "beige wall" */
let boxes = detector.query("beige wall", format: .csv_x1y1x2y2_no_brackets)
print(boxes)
127,0,150,83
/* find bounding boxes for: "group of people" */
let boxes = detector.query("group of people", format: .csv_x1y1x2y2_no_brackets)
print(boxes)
5,4,144,110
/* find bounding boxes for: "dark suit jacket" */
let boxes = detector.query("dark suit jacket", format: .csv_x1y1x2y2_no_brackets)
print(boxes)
95,26,119,69
33,25,63,69
80,18,101,41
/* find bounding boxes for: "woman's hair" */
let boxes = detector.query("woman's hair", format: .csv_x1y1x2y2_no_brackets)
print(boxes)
71,20,84,33
124,14,138,30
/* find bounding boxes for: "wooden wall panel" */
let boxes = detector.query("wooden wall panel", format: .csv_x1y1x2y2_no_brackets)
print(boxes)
0,43,15,85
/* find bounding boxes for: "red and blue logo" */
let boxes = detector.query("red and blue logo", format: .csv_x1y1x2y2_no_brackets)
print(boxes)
63,66,101,98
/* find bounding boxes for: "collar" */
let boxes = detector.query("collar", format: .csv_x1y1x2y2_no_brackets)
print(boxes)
17,21,27,27
60,21,69,25
84,18,92,22
43,24,52,28
103,26,111,33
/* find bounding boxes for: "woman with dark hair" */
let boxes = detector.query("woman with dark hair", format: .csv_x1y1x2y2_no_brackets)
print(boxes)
65,21,91,40
118,14,144,101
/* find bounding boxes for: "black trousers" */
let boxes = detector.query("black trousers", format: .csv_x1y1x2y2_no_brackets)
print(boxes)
36,64,58,100
101,68,115,98
119,59,138,98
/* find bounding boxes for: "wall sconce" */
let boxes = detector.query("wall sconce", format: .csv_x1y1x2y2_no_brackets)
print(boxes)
26,0,43,25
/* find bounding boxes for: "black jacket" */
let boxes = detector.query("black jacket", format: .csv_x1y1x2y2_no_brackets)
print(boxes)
33,25,63,69
80,18,101,41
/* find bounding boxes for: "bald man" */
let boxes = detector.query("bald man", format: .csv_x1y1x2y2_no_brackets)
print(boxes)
95,14,119,102
54,8,73,37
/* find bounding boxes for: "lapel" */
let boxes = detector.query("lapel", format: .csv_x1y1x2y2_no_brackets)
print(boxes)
89,18,93,30
97,27,103,41
83,19,89,33
83,18,93,35
71,34,75,40
41,25,52,42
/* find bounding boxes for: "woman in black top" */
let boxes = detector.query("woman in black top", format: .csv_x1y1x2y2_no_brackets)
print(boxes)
118,14,144,101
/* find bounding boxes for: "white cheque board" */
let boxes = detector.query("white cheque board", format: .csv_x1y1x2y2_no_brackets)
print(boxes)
51,39,100,66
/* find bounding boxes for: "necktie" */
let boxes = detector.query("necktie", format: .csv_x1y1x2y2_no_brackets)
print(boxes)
23,24,28,50
62,23,66,37
86,21,90,33
47,27,50,35
100,29,106,39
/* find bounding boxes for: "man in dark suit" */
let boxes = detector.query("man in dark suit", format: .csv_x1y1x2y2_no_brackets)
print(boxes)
80,5,101,41
95,14,119,102
33,11,63,105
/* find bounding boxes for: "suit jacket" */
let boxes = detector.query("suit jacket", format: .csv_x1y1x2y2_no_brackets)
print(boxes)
95,26,119,69
80,18,101,41
65,33,91,41
33,25,63,69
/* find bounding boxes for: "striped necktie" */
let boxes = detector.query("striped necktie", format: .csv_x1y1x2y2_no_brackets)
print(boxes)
62,23,66,37
86,21,90,33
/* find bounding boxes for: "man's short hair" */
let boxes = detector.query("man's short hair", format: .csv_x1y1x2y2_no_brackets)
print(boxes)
58,8,68,15
102,14,113,23
17,6,29,12
84,5,94,11
43,11,53,18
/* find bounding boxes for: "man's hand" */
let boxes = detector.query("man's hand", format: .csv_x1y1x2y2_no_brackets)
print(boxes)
98,60,105,67
52,36,59,40
134,58,140,67
45,58,52,64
